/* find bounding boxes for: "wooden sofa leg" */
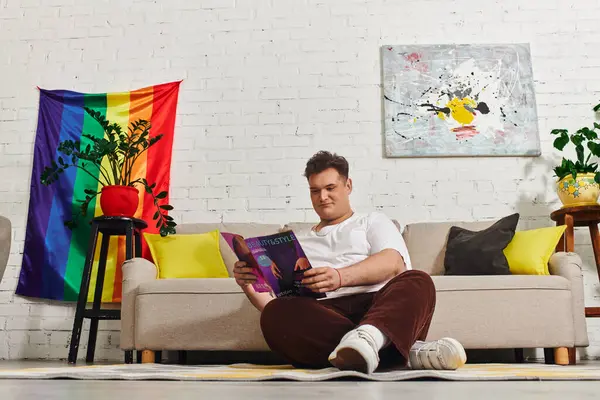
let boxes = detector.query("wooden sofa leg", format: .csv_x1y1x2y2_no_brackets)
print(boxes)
568,347,577,365
554,347,569,365
141,350,155,364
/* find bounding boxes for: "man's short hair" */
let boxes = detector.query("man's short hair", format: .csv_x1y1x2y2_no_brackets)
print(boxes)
304,151,349,180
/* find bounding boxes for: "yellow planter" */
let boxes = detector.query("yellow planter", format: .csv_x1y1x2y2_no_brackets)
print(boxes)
556,173,600,207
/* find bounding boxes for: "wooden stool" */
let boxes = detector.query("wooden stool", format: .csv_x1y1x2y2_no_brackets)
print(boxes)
67,216,147,364
551,205,600,319
549,205,600,366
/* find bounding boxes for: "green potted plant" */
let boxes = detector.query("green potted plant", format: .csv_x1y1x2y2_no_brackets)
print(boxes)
551,103,600,207
40,107,176,236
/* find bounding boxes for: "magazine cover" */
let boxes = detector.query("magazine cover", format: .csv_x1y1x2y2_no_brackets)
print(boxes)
222,231,324,298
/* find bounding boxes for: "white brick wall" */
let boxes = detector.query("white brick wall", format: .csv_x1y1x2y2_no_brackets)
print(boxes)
1,0,600,361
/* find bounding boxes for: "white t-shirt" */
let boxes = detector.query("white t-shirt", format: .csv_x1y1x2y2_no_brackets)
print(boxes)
296,212,412,300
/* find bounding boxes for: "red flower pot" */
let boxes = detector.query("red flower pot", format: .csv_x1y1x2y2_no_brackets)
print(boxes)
100,185,139,217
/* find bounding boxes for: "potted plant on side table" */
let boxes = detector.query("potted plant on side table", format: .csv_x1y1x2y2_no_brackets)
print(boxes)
40,107,176,236
551,103,600,208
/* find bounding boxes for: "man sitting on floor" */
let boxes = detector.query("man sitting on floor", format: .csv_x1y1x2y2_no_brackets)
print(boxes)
233,151,466,374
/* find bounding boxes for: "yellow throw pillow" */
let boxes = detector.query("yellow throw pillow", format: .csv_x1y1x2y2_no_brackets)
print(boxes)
144,230,229,279
503,226,567,275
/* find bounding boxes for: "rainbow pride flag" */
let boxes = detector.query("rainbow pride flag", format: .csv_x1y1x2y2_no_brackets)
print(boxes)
16,81,181,302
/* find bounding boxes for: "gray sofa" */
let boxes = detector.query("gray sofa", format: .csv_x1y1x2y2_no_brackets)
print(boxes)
0,216,11,285
121,220,588,365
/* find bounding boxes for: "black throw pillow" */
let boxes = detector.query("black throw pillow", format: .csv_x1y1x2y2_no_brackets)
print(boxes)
444,213,520,276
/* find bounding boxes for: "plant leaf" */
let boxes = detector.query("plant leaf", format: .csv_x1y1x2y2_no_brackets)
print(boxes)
594,103,600,112
159,204,173,210
584,127,599,140
588,142,600,157
553,134,570,151
576,144,585,164
571,134,584,147
44,111,164,230
578,127,596,140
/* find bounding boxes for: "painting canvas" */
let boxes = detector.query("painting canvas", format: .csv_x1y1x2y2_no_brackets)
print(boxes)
382,43,541,157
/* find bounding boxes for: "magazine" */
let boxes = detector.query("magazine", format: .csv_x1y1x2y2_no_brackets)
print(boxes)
222,231,324,299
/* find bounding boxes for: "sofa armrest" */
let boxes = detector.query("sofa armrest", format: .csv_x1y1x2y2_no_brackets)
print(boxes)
121,258,158,350
0,215,11,284
549,252,589,347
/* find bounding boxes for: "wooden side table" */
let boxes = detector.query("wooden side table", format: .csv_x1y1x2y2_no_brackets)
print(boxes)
67,216,147,364
550,205,600,318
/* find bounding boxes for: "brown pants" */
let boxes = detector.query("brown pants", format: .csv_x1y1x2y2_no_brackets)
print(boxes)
260,270,436,369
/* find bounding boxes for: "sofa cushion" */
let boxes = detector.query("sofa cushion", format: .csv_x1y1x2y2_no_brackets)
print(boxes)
138,278,243,295
504,226,567,275
432,275,570,292
402,220,496,275
144,230,229,279
444,213,519,276
429,275,574,348
174,223,281,276
138,274,570,296
135,283,267,351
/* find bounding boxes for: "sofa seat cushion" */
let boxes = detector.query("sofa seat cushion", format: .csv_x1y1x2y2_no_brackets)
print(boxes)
428,275,574,348
432,275,570,292
134,279,267,352
138,275,570,296
138,278,243,295
133,276,575,351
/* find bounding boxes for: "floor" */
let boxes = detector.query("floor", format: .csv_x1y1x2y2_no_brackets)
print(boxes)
0,361,599,400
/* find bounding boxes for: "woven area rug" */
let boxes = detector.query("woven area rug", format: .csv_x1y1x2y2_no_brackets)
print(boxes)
1,363,600,381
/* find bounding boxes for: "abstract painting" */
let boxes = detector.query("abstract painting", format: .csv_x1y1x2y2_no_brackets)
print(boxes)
382,43,540,157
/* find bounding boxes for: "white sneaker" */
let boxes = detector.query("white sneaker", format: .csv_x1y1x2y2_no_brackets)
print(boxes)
328,328,380,374
408,338,467,370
